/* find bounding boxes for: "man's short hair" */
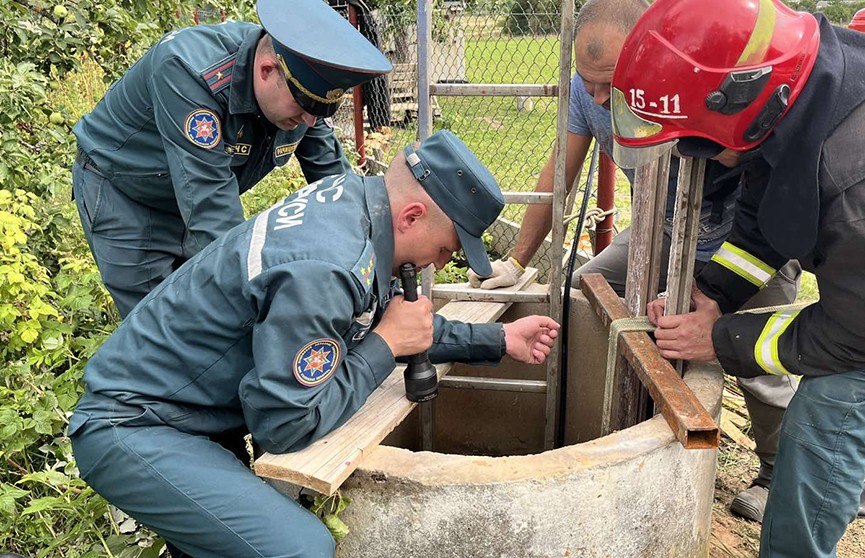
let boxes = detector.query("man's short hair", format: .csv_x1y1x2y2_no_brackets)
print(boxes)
574,0,649,39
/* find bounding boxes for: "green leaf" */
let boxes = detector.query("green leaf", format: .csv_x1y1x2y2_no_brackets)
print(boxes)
21,495,62,516
335,494,351,515
322,514,350,541
0,483,30,515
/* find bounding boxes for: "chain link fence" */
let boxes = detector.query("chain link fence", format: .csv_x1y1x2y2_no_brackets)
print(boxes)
326,0,603,279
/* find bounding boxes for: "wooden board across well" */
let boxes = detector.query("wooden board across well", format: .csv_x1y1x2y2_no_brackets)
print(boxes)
254,269,540,495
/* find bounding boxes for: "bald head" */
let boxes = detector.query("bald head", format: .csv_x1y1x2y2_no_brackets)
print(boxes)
385,149,460,274
385,149,452,227
573,0,648,108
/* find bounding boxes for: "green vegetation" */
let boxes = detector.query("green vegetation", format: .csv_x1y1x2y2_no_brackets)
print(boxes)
503,0,560,36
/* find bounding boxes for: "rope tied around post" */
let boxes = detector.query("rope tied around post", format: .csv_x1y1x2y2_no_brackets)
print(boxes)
601,316,656,436
564,205,617,227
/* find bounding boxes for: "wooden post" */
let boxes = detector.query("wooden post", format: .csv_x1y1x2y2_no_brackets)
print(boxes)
615,153,671,429
663,158,706,376
664,158,706,318
546,0,574,449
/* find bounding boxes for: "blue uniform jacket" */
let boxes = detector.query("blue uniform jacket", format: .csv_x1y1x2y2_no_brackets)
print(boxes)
72,173,505,454
73,22,350,253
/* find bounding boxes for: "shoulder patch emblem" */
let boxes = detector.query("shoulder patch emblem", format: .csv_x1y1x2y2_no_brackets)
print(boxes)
293,338,341,387
185,109,221,149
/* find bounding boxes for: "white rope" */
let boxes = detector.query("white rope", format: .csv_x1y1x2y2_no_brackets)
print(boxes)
563,205,617,227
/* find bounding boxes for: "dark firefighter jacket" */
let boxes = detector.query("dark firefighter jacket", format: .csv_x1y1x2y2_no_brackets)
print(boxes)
697,17,865,378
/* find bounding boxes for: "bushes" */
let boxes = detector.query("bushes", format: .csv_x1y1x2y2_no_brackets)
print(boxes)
0,1,227,554
503,0,560,36
0,186,119,555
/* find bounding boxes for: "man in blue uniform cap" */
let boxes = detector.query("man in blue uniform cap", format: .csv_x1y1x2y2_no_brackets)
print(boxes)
72,0,392,318
69,130,560,557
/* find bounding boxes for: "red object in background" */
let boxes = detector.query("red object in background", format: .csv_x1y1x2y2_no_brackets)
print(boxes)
348,3,367,168
851,9,865,32
594,153,616,254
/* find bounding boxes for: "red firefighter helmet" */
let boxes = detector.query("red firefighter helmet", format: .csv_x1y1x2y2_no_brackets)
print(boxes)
610,0,820,168
851,9,865,32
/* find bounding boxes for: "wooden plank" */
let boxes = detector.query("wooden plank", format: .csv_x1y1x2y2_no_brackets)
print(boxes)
255,362,453,495
664,157,705,318
430,83,559,97
502,191,554,205
547,6,574,447
619,154,671,429
254,270,540,495
432,268,543,304
720,413,756,451
580,273,719,449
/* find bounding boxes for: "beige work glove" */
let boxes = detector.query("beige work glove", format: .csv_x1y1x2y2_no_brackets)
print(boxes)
468,257,525,290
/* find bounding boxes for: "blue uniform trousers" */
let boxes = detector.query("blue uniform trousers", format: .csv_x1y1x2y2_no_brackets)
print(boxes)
760,369,865,557
72,160,194,318
69,397,335,558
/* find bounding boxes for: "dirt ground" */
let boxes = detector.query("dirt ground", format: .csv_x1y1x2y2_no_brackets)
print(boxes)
709,386,865,558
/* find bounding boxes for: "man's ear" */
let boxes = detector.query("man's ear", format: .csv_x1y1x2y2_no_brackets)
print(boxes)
396,202,427,232
258,56,280,83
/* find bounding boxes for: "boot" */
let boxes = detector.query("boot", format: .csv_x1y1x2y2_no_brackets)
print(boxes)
730,483,770,523
859,486,865,518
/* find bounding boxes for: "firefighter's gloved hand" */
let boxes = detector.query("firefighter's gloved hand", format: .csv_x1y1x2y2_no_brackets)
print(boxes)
468,257,525,290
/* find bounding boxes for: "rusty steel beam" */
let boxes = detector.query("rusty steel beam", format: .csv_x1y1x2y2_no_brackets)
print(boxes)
580,273,719,449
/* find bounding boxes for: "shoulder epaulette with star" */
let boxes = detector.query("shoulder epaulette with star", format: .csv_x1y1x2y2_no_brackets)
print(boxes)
201,55,236,94
350,240,377,294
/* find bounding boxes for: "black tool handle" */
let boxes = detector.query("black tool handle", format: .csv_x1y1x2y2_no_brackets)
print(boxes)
398,263,438,402
400,264,420,303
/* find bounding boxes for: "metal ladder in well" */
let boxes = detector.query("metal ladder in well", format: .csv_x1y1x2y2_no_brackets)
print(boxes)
413,0,575,451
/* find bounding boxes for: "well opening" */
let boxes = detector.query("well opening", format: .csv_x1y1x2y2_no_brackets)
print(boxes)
382,288,651,457
326,291,724,558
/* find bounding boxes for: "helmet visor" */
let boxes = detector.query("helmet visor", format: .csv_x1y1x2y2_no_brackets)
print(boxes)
611,87,676,168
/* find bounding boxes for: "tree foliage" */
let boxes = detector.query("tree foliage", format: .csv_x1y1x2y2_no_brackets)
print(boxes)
503,0,560,36
788,1,865,25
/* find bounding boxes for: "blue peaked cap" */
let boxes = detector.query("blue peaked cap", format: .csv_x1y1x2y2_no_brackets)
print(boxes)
404,131,504,277
257,0,392,117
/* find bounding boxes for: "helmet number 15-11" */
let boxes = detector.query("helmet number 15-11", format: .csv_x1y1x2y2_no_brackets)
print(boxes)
629,89,681,116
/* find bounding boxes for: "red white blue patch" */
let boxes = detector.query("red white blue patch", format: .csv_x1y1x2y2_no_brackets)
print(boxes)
184,109,221,149
293,338,341,387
